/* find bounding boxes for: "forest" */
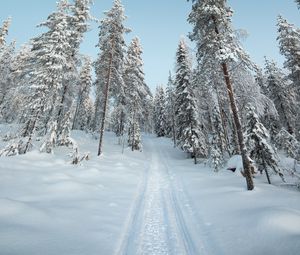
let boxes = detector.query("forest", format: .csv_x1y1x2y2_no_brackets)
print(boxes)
0,1,300,254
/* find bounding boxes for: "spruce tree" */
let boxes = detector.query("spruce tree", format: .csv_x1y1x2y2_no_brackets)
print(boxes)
165,72,177,146
264,59,297,135
154,86,167,137
20,0,73,143
0,17,11,48
244,105,284,184
0,41,15,107
275,128,300,160
72,57,93,131
188,0,255,189
124,37,149,150
277,15,300,139
175,39,207,163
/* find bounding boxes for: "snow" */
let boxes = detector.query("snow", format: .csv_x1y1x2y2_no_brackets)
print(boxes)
0,127,300,254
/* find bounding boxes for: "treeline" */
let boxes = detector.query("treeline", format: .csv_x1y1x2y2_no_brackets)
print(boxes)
0,0,152,159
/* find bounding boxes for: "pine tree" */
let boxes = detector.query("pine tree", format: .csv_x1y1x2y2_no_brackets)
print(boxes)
210,132,224,172
275,128,300,160
165,72,177,146
0,41,15,108
277,15,300,139
154,86,167,137
54,0,92,134
188,0,258,189
264,59,297,135
21,0,74,143
1,44,32,123
174,39,207,163
244,105,284,184
94,0,130,155
0,17,11,48
72,56,93,131
124,37,149,150
40,121,58,153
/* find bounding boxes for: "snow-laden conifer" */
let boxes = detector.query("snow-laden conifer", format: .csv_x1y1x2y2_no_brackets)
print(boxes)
154,86,167,137
94,0,130,155
244,105,284,184
188,0,255,189
174,39,207,163
73,57,93,131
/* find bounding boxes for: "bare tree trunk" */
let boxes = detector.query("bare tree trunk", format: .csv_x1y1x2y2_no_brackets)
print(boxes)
211,14,254,190
72,90,83,130
56,84,68,134
221,63,254,190
98,43,114,156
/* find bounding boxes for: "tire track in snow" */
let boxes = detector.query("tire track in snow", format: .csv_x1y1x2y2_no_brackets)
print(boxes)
115,145,151,255
159,142,222,255
116,136,201,255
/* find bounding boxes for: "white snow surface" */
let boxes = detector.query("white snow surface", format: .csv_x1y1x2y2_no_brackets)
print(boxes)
0,127,300,255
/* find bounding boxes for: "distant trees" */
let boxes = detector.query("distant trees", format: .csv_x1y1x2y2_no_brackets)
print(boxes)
154,86,167,137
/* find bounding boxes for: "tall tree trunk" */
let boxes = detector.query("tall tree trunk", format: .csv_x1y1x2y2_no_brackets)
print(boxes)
262,157,271,184
221,63,254,190
56,84,68,134
72,89,83,130
211,15,254,190
98,42,114,156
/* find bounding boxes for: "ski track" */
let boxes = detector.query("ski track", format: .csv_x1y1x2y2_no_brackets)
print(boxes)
117,136,213,255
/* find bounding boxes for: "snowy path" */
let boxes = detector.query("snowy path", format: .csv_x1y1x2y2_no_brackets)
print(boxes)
117,136,206,255
1,130,300,255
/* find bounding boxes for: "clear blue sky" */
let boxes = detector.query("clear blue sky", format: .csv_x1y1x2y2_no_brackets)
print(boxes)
1,0,300,91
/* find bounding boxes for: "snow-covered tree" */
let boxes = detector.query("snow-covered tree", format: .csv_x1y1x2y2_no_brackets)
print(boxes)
0,41,15,108
188,0,255,189
40,121,58,154
154,86,167,137
277,16,300,90
72,57,93,131
165,72,177,146
211,104,227,156
128,117,142,151
244,105,284,184
175,39,207,163
94,0,130,155
210,132,224,172
264,59,297,135
124,37,149,150
277,15,300,139
69,0,92,53
0,17,11,48
20,0,74,143
4,44,32,123
275,128,300,160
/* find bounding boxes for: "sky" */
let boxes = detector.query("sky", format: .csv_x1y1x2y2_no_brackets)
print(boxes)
0,0,300,91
